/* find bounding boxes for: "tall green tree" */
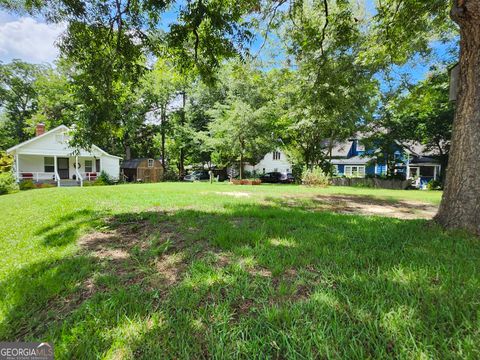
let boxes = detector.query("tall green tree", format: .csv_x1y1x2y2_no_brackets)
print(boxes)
207,62,280,178
0,60,45,148
140,59,180,172
395,71,454,180
283,0,378,171
30,63,77,129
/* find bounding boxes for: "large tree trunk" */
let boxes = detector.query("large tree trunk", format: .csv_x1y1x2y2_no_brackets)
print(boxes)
436,0,480,235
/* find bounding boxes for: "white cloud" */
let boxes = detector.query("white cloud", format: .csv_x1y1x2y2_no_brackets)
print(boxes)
0,14,65,64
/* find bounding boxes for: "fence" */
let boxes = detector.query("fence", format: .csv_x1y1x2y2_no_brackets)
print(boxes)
330,177,411,190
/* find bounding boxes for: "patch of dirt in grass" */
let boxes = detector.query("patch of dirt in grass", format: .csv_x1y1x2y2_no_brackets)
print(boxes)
273,194,437,219
77,217,194,296
214,191,251,198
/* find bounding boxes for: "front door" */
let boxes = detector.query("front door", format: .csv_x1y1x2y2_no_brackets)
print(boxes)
57,158,69,179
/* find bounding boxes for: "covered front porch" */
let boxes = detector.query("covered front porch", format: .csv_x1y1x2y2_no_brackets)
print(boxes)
407,162,441,189
13,153,103,186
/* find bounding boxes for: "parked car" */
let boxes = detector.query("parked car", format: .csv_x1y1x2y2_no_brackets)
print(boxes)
280,173,295,184
259,172,295,184
183,170,210,182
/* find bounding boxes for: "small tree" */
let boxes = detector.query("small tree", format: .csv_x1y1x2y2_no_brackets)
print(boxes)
208,99,274,179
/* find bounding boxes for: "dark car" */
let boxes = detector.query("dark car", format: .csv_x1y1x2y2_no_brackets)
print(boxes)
260,172,295,184
183,170,210,182
280,173,295,184
259,172,283,183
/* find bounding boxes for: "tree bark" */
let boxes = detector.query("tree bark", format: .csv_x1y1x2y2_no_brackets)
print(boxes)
178,91,186,180
160,106,167,177
436,0,480,235
239,152,244,180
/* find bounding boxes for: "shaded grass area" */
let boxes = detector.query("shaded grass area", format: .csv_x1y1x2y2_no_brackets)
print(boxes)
1,183,477,359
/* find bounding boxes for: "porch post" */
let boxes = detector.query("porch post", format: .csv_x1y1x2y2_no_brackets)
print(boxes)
433,165,437,181
76,156,83,187
54,155,59,186
15,153,19,182
406,153,410,179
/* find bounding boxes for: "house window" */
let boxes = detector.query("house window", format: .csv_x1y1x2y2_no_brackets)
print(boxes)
85,160,93,173
96,159,101,172
273,151,281,160
345,165,365,178
44,157,54,173
333,165,339,175
148,159,154,168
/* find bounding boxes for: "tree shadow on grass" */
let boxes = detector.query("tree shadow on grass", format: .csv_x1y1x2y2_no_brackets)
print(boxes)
265,194,438,220
1,203,479,358
35,209,105,247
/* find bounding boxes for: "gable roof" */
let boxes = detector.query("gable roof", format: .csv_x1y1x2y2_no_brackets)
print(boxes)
6,125,122,159
6,125,69,153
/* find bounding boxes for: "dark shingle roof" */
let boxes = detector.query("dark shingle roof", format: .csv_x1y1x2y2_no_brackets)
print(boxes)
121,158,151,169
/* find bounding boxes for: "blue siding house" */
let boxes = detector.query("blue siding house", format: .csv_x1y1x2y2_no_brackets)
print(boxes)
328,138,441,188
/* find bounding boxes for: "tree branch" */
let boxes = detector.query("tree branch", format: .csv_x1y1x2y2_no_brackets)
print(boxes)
319,0,329,57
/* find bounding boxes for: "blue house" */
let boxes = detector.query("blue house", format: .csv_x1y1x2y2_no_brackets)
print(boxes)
328,138,441,188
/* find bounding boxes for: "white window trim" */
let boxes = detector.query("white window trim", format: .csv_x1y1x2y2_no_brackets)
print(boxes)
345,165,366,178
148,159,154,168
44,157,55,173
85,159,93,173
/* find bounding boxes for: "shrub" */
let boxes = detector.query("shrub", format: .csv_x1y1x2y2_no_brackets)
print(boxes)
427,179,442,190
36,183,56,189
98,171,113,185
291,163,304,184
0,172,17,195
161,167,179,181
19,179,35,190
0,152,13,173
93,178,106,186
302,167,330,187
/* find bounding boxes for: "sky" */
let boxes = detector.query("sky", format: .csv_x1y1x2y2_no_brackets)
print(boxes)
0,10,65,63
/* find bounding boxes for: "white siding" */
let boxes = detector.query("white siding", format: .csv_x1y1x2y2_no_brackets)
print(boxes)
10,126,121,181
102,156,120,179
245,149,293,174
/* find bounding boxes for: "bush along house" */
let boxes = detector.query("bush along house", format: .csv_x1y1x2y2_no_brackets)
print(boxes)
328,137,442,189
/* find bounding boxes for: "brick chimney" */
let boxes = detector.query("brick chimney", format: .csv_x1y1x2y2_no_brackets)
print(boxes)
36,123,46,137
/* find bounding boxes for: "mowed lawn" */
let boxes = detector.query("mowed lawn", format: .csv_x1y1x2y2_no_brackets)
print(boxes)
0,183,479,359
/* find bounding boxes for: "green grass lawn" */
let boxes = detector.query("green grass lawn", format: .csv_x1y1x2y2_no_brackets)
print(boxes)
0,183,478,359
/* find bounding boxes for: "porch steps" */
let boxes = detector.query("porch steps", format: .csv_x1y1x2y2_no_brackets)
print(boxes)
59,179,81,187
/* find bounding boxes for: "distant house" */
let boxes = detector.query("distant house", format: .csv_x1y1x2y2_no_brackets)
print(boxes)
121,158,164,182
330,138,442,187
244,149,292,174
6,123,121,187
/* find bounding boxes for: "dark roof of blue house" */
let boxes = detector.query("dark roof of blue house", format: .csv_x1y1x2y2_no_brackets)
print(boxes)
330,156,373,165
409,156,441,165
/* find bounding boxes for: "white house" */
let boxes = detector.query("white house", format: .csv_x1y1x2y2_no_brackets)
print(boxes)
6,124,121,187
244,149,293,174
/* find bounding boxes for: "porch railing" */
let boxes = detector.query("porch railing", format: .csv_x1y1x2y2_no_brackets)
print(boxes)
82,172,98,181
75,168,83,187
18,172,57,182
54,170,60,187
